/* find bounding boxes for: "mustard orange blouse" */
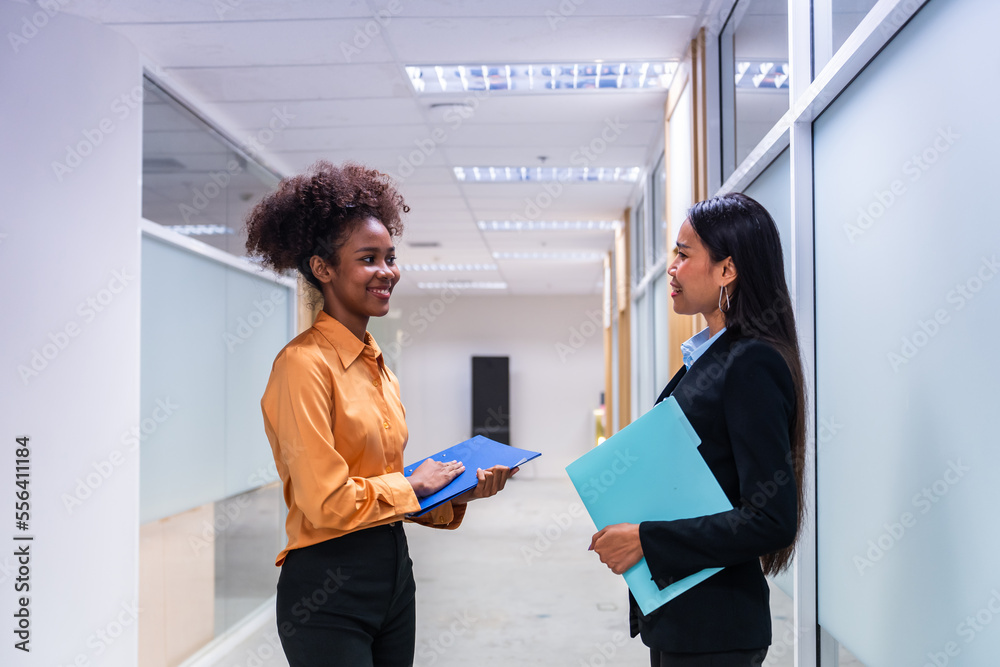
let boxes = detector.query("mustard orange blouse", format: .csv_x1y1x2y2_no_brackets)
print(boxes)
261,311,464,565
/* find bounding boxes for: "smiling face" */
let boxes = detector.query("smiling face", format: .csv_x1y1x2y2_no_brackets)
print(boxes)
667,218,736,333
312,216,400,340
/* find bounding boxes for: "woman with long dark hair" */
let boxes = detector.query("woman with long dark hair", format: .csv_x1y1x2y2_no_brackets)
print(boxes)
590,192,805,666
247,161,516,666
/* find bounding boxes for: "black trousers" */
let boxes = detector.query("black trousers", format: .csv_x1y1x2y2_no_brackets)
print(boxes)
276,522,416,667
650,648,768,667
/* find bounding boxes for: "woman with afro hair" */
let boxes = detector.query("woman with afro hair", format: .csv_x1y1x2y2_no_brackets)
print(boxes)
246,161,516,666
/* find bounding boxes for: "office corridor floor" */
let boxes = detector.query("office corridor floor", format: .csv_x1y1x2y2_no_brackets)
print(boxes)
215,478,856,667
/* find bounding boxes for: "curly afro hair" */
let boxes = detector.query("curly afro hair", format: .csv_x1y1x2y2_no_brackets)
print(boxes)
244,161,408,290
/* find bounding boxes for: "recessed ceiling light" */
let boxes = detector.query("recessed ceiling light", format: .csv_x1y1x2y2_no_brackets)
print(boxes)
417,281,508,290
478,220,622,231
170,224,234,236
454,166,640,183
407,241,441,248
735,61,789,89
492,251,605,261
406,62,678,94
401,263,498,271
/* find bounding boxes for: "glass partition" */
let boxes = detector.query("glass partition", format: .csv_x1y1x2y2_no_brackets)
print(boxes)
720,0,790,177
743,147,791,290
815,0,881,73
142,77,280,258
814,0,1000,664
651,152,667,264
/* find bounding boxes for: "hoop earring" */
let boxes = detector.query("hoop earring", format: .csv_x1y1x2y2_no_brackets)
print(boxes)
719,285,731,312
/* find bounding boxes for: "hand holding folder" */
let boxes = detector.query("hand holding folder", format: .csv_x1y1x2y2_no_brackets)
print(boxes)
565,396,732,615
404,435,541,516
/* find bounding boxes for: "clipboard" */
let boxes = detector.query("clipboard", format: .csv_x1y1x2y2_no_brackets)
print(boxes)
404,435,540,516
565,396,733,615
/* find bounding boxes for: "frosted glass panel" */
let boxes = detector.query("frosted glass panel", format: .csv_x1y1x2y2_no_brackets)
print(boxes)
141,235,291,522
668,83,693,237
224,269,292,496
652,273,671,392
814,0,1000,664
743,148,791,289
141,236,227,521
635,292,653,411
651,153,667,263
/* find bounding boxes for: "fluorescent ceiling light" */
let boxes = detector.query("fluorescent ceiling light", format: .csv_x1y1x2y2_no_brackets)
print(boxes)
171,224,234,236
417,281,508,290
454,166,640,183
478,220,621,231
492,251,604,261
406,62,677,94
735,61,789,90
401,263,498,271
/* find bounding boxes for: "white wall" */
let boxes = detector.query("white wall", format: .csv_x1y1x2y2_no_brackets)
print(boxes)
371,294,604,479
0,6,142,666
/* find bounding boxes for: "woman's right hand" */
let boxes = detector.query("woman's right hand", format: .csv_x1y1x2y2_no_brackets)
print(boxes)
407,458,465,498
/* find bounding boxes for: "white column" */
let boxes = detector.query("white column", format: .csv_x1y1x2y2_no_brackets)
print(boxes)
0,5,142,666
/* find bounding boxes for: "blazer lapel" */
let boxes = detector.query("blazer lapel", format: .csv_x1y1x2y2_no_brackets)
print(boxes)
655,366,686,405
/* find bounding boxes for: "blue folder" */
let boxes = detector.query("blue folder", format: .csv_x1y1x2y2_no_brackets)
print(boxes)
404,435,540,516
565,396,732,615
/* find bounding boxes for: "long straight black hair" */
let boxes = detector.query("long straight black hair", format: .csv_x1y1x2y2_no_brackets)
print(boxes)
687,192,806,575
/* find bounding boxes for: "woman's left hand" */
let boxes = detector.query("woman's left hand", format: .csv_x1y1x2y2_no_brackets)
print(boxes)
451,465,518,505
590,523,643,575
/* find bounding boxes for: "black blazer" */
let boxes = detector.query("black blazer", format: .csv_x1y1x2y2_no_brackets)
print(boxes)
629,328,798,653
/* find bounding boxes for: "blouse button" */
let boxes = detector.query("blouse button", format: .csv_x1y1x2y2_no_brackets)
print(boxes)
373,379,380,387
383,421,390,429
385,465,393,473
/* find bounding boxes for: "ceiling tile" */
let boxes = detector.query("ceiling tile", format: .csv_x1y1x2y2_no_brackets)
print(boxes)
385,16,698,63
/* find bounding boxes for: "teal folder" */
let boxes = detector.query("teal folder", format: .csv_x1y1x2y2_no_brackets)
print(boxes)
565,396,732,615
404,435,540,516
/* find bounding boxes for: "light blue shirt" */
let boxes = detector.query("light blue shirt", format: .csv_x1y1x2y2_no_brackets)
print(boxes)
681,326,727,369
